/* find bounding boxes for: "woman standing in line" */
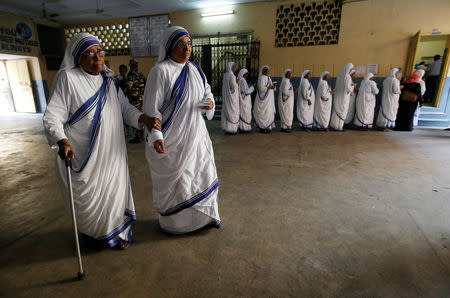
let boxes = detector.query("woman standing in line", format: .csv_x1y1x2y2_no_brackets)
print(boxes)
313,71,335,130
237,68,254,132
278,69,297,132
353,73,379,130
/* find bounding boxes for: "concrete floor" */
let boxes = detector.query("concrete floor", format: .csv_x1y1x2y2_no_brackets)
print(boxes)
1,113,450,297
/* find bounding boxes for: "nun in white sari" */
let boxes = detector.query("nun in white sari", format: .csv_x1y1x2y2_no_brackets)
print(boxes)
376,68,402,130
254,65,277,132
313,71,334,130
413,69,426,126
143,26,221,234
237,68,254,132
43,33,155,249
344,69,357,125
296,70,315,130
278,69,296,132
353,73,379,129
329,63,355,131
221,62,240,134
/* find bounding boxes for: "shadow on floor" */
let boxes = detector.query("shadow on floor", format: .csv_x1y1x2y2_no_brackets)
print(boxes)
0,218,219,269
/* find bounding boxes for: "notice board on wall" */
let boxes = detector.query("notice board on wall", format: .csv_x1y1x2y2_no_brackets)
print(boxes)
129,15,169,57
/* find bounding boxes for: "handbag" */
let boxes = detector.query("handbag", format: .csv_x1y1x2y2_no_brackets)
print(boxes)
401,90,419,102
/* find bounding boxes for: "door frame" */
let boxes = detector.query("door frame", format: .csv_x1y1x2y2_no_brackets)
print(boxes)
406,31,450,108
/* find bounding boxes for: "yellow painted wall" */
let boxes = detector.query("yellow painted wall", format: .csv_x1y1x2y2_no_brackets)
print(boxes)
63,0,450,82
170,0,450,77
3,0,450,91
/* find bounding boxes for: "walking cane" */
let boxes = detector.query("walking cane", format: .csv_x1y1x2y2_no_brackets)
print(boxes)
66,151,85,280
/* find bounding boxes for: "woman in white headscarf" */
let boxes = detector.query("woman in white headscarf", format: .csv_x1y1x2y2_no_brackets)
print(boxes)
143,26,221,234
376,68,402,130
413,69,426,126
254,65,277,132
296,70,315,130
43,33,158,249
278,69,297,132
237,68,254,132
344,69,357,125
353,73,379,130
221,61,240,134
329,63,355,131
313,71,335,130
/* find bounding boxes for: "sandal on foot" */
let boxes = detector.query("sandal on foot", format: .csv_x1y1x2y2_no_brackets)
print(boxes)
118,241,130,250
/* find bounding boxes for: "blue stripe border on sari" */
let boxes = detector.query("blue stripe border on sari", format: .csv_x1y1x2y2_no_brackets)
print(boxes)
160,179,220,217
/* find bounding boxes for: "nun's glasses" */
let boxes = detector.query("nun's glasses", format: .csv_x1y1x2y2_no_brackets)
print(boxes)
84,50,106,57
176,40,192,48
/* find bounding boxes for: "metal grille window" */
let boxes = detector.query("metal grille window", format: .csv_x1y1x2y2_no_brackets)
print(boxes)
129,15,169,57
64,22,130,56
275,0,342,47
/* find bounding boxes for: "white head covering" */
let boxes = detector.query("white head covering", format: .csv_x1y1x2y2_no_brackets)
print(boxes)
226,62,236,73
415,69,426,95
55,33,114,88
284,69,292,77
237,68,248,80
336,63,354,91
301,70,310,79
360,72,374,92
157,26,191,64
281,68,292,85
363,72,374,83
317,70,331,96
318,71,331,89
416,69,425,79
321,71,330,80
258,65,269,80
58,33,113,76
388,68,400,78
299,69,311,89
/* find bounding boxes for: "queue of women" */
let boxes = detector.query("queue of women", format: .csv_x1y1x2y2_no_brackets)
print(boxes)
221,62,425,134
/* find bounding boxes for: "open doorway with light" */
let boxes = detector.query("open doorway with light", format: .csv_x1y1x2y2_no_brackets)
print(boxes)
0,53,41,114
405,32,450,108
415,35,447,106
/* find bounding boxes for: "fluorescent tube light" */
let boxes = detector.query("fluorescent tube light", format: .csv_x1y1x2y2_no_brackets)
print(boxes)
201,10,234,17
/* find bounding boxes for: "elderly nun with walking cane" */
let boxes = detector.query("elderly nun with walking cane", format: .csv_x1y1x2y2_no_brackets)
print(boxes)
43,32,160,261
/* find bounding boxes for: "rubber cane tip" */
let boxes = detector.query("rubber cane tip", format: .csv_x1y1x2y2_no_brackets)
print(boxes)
77,272,85,281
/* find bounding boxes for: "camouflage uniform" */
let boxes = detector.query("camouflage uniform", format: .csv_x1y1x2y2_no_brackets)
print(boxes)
125,70,146,111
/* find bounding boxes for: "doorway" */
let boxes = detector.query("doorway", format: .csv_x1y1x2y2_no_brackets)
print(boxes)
190,33,260,102
0,53,38,114
405,32,450,107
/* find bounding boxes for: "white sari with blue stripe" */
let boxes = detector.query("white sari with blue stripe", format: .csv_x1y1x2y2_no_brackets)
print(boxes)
144,58,220,234
296,71,315,129
43,67,142,246
330,63,355,131
278,75,295,130
238,77,254,132
221,62,240,133
376,68,401,129
313,72,333,129
254,74,276,130
354,73,379,129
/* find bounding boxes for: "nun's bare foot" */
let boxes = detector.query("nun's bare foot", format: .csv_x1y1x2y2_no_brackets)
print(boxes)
383,128,390,132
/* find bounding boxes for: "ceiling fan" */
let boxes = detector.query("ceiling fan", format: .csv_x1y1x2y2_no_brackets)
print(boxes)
93,0,113,18
50,0,114,19
41,0,59,22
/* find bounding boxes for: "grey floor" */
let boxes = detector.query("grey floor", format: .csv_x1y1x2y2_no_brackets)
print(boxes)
1,113,450,297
